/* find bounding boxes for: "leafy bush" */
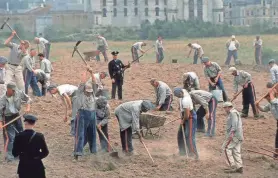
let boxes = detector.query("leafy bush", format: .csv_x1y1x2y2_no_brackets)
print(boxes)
262,48,278,65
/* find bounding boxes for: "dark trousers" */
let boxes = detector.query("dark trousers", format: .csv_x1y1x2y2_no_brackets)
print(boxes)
242,82,258,116
193,50,202,64
159,95,173,111
255,48,262,65
24,70,42,96
131,46,139,63
209,77,228,102
74,109,97,156
177,110,198,157
97,124,109,152
96,46,108,62
38,79,47,96
19,171,45,178
3,114,23,161
120,127,133,152
156,48,164,63
196,106,206,132
276,121,278,151
44,43,51,59
225,50,238,65
111,79,123,100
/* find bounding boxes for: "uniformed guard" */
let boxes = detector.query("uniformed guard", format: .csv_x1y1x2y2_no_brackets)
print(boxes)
108,51,130,100
202,57,228,102
12,114,49,178
182,72,200,92
229,67,262,119
0,56,7,97
222,102,244,174
150,78,173,111
115,100,154,155
173,88,199,159
189,90,217,137
0,82,31,162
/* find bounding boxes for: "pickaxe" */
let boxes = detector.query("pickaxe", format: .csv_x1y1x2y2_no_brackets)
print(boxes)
72,41,88,66
131,45,155,64
1,17,22,41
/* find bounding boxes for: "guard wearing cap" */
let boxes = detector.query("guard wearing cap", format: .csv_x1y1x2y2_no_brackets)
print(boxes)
182,72,200,92
108,51,130,100
222,102,243,174
0,56,7,97
268,59,278,84
202,57,228,102
229,67,262,118
256,82,278,158
87,71,109,97
253,36,262,65
12,114,49,178
4,31,29,91
115,100,154,155
187,43,204,64
0,82,31,162
150,78,173,111
225,35,240,66
173,88,199,159
73,67,98,160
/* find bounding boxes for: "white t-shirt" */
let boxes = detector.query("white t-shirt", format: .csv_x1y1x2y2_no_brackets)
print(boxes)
228,41,237,51
191,43,201,49
57,84,78,96
133,42,144,51
179,89,194,112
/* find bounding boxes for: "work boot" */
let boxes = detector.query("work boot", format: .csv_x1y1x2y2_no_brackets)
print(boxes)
240,113,248,118
224,166,237,173
236,167,243,174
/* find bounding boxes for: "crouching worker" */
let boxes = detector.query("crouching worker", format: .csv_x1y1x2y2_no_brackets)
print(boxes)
222,102,244,174
73,69,97,160
174,88,198,159
34,69,48,96
115,100,154,155
12,114,49,178
96,96,111,152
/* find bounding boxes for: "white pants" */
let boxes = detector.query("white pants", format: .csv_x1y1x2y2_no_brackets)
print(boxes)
6,64,25,91
225,141,243,168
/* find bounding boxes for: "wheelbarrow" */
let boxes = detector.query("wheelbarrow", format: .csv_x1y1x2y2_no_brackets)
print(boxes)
83,50,100,61
139,113,167,138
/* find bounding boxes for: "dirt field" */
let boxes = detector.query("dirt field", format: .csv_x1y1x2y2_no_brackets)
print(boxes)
0,37,278,178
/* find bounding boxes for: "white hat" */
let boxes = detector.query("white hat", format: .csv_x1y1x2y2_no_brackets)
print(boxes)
231,35,236,39
223,102,233,108
228,67,237,73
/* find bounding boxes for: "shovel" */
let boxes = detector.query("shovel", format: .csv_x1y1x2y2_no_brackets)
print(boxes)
98,128,119,158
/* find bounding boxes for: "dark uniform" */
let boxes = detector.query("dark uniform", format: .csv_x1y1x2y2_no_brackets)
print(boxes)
12,114,49,178
108,51,130,100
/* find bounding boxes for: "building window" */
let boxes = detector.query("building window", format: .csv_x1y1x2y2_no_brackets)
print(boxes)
263,9,266,15
229,11,232,17
145,0,148,6
124,0,127,6
145,8,148,16
164,0,167,5
263,0,266,6
103,0,106,6
218,14,221,22
156,0,159,5
102,8,107,17
251,10,253,16
247,10,249,16
155,7,160,16
134,0,138,6
135,8,138,16
113,8,117,17
189,0,194,19
242,19,245,25
229,3,232,8
274,10,276,15
242,10,245,17
197,0,203,20
124,8,128,16
113,0,117,6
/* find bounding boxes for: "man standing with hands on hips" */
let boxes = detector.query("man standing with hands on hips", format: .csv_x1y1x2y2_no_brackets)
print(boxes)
108,51,130,100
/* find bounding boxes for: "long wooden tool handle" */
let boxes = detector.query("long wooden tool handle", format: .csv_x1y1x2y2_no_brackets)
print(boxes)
0,114,23,129
181,125,189,158
260,147,278,155
247,149,278,160
98,128,116,151
256,83,278,104
6,23,22,41
76,49,88,66
231,89,243,102
141,140,155,163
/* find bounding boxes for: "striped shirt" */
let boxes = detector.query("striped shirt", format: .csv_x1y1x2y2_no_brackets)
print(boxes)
190,90,212,108
204,62,221,78
233,70,251,93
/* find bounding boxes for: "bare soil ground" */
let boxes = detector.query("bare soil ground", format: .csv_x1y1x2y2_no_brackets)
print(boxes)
0,38,278,177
